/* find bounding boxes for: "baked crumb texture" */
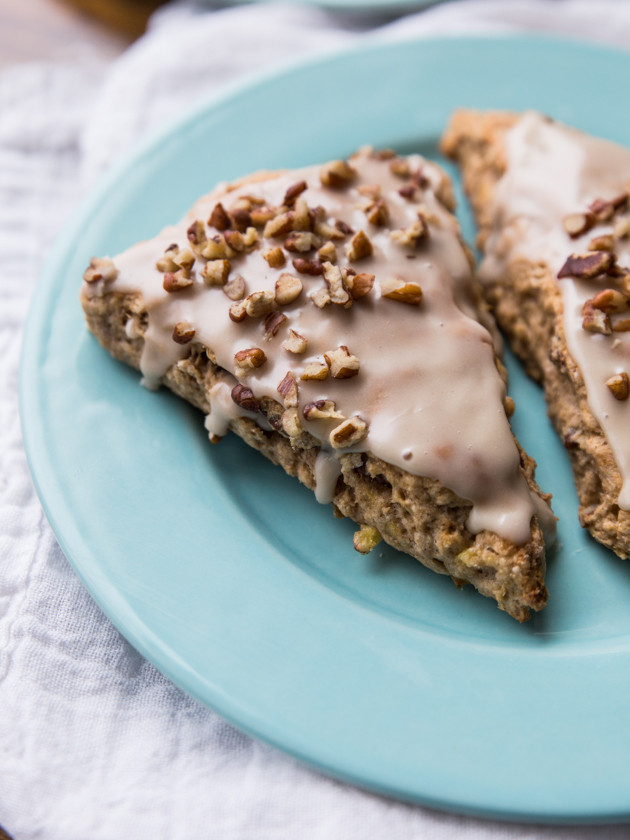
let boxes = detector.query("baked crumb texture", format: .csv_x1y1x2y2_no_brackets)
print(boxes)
81,149,550,621
442,109,630,558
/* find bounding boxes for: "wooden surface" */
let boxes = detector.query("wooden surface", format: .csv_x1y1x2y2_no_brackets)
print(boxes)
0,0,166,68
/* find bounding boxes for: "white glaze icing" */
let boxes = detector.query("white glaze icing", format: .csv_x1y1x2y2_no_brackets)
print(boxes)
480,112,630,509
84,148,551,543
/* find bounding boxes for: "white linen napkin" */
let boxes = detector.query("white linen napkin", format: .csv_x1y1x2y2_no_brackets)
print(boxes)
3,2,630,838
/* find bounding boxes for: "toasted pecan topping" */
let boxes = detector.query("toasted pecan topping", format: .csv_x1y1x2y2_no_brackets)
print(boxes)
186,220,207,251
284,231,322,253
223,273,246,301
588,234,615,252
283,180,307,206
558,251,616,279
390,214,429,248
277,371,298,408
263,310,287,339
231,383,260,412
381,279,423,306
346,230,373,262
209,202,230,231
201,259,230,287
262,247,286,268
324,346,360,379
319,159,357,189
83,256,118,284
582,301,612,335
234,347,267,373
163,270,194,292
244,290,276,318
345,272,375,300
275,273,303,306
172,321,196,344
282,329,307,354
606,371,630,401
329,416,368,449
562,212,594,238
292,257,324,276
323,262,351,307
300,361,329,380
303,399,344,421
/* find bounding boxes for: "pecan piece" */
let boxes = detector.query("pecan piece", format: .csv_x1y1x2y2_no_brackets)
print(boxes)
300,361,329,380
390,214,429,248
224,227,259,253
588,234,615,252
209,202,230,231
324,346,360,379
389,157,410,178
562,212,594,238
172,321,196,344
231,383,260,413
606,371,630,401
292,257,324,276
163,270,194,292
303,400,345,421
264,310,287,338
284,231,322,253
323,262,351,307
582,301,612,335
187,220,207,252
346,230,373,262
277,371,298,408
262,246,286,268
282,329,308,354
283,180,307,206
83,256,118,284
319,159,357,189
558,251,616,279
201,259,230,287
234,347,267,374
344,271,375,300
275,273,303,305
329,416,368,449
244,290,276,318
223,273,246,301
381,279,423,306
589,288,629,314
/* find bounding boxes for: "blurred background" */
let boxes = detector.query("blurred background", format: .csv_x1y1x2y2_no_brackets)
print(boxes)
0,0,166,67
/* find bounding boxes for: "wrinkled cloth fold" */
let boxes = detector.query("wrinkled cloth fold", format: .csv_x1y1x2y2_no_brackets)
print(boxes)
2,2,630,838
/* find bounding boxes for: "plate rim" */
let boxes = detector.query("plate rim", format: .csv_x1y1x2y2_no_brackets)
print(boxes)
20,32,630,825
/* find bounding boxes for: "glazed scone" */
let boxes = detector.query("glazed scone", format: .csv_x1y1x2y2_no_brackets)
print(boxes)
81,146,554,620
442,109,630,558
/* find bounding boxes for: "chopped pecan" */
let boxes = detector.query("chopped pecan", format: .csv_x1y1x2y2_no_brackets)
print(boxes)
614,216,630,239
292,257,324,276
223,273,246,301
303,399,344,421
284,231,322,253
231,383,260,412
282,329,308,354
229,207,252,233
172,321,196,344
389,157,410,178
224,227,259,253
346,230,373,262
244,290,276,318
309,286,331,309
228,300,247,322
605,371,630,401
234,347,267,373
202,234,234,260
558,251,616,279
187,220,207,252
317,241,337,263
588,234,615,252
283,180,307,206
562,212,594,238
320,159,357,189
380,279,423,306
329,416,368,449
323,262,351,307
390,214,429,248
344,271,375,300
83,256,118,284
209,202,230,231
250,205,277,227
201,259,230,287
357,184,381,200
364,198,389,226
589,288,629,314
582,301,612,335
398,184,417,201
300,361,329,380
163,270,194,292
281,407,302,438
275,273,303,305
324,346,360,379
277,371,298,408
263,211,295,239
264,310,287,338
262,247,286,268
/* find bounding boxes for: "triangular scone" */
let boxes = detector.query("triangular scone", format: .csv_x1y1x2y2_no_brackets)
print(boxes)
81,147,554,621
443,110,630,558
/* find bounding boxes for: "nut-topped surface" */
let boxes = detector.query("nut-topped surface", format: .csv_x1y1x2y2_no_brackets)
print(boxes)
82,147,550,544
478,112,630,509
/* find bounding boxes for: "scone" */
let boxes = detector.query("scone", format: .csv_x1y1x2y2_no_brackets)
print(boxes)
443,109,630,558
80,146,554,621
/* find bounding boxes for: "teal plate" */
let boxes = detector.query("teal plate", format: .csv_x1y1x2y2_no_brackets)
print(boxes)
20,36,630,823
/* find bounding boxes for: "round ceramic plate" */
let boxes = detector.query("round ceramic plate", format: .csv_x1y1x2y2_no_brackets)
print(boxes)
20,35,630,823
